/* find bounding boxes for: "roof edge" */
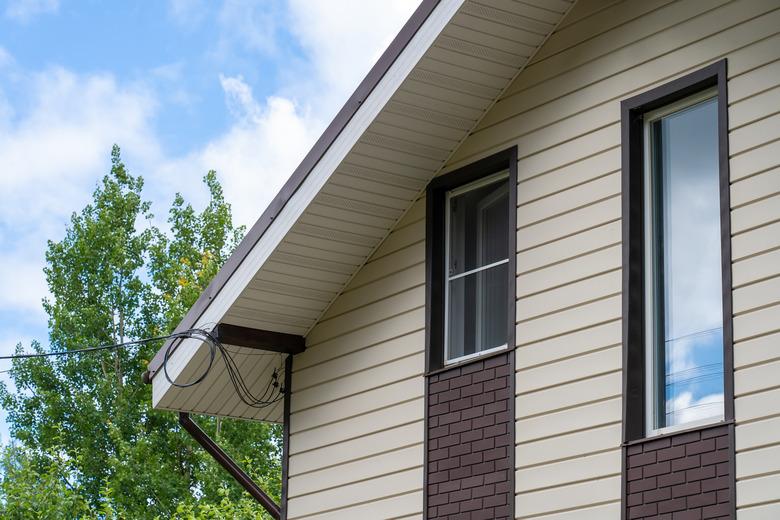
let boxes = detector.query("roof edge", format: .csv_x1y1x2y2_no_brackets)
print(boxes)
146,0,441,381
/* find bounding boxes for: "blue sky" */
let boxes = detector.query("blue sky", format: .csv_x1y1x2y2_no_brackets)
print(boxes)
0,0,419,442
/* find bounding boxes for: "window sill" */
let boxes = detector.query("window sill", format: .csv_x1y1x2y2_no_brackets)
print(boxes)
623,419,733,447
426,345,512,377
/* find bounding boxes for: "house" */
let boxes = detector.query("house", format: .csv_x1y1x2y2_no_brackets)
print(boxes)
143,0,780,518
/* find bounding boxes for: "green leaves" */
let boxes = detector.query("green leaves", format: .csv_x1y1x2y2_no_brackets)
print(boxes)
0,146,280,518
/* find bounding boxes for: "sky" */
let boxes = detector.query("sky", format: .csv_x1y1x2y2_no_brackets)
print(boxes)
0,0,420,442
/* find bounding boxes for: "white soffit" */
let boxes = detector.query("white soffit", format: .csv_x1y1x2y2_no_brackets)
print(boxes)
152,0,575,422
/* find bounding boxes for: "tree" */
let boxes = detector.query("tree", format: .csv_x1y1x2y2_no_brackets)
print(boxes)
0,145,281,518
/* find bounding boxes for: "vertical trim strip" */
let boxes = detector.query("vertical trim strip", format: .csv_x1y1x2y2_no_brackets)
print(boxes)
280,354,293,519
507,147,518,520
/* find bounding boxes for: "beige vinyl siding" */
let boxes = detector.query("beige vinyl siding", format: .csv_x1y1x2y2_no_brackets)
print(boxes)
286,199,426,520
729,40,780,518
436,0,780,518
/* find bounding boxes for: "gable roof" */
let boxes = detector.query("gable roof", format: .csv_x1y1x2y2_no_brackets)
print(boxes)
148,0,576,422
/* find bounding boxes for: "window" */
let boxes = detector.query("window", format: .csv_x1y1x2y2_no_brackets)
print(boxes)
622,60,733,441
426,149,516,370
644,91,723,433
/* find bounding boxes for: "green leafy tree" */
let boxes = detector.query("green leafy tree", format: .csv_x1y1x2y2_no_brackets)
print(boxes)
0,145,281,518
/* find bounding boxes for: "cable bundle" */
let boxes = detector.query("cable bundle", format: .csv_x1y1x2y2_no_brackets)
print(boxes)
2,327,286,409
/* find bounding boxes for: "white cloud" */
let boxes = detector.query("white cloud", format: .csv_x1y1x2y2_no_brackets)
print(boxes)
214,0,283,57
0,67,159,316
667,391,723,426
167,0,208,28
5,0,59,22
158,75,319,226
0,46,13,68
285,0,420,115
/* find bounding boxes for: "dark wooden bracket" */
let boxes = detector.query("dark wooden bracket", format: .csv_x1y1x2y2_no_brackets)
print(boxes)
213,323,305,354
143,323,304,383
179,412,281,519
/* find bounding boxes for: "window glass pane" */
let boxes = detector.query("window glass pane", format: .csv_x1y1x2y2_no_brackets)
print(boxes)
448,177,508,276
447,263,508,360
650,96,723,429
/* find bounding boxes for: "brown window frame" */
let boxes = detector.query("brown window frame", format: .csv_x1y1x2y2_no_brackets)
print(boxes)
425,147,518,373
620,59,734,443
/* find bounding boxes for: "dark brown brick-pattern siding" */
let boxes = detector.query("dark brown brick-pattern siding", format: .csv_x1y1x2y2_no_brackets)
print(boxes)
625,424,734,520
426,352,513,519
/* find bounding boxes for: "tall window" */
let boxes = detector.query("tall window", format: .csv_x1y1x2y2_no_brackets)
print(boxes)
621,60,732,441
426,149,516,371
445,172,509,363
644,91,723,433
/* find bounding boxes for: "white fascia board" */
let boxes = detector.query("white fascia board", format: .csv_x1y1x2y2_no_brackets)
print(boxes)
152,0,464,410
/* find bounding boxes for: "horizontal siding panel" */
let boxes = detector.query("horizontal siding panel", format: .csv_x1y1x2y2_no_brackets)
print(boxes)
731,249,780,287
289,398,423,455
506,0,770,105
323,264,423,319
288,420,423,476
516,449,621,493
735,416,780,452
734,330,780,370
515,476,621,518
729,56,780,102
730,166,780,209
517,220,620,273
735,358,780,397
373,220,424,262
516,371,621,419
293,330,423,392
292,353,423,411
517,501,621,520
729,85,780,129
731,192,780,234
288,444,423,498
736,473,780,508
733,275,780,315
517,345,621,394
735,443,780,479
348,242,424,289
518,171,620,227
517,196,621,252
516,269,621,321
735,387,780,423
730,138,780,182
307,285,424,344
516,0,724,94
300,308,424,366
731,220,780,261
290,491,422,520
738,502,780,520
516,319,621,369
291,376,423,432
517,147,620,204
517,295,621,346
516,397,622,443
516,422,622,469
729,111,780,155
514,123,619,180
733,302,780,342
532,0,668,62
286,468,422,519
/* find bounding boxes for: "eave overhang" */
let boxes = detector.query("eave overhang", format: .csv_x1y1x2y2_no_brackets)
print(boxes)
148,0,576,422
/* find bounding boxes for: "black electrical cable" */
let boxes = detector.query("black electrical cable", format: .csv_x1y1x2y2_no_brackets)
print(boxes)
0,327,285,409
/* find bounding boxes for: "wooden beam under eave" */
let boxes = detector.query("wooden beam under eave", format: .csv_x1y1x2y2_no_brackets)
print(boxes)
213,323,305,354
